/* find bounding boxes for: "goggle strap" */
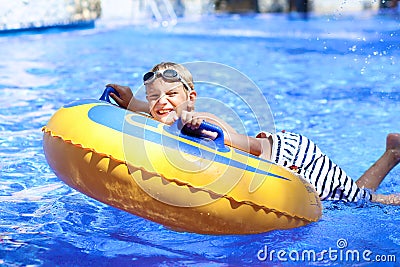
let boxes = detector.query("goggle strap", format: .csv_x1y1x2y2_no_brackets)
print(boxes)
143,69,192,91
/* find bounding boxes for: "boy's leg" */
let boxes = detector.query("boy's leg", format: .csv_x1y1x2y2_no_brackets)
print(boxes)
356,133,400,191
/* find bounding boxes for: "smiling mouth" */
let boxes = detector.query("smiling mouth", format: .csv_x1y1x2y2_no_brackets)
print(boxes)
157,109,174,116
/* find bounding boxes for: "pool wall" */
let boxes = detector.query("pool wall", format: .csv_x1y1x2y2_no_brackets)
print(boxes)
1,0,383,33
100,0,380,20
0,0,101,32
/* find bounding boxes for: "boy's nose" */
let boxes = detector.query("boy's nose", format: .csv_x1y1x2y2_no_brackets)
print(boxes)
157,94,168,103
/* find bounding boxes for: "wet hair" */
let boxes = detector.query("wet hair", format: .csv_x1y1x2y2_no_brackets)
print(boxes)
151,62,194,91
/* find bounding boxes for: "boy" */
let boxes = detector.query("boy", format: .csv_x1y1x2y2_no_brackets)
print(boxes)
107,62,400,205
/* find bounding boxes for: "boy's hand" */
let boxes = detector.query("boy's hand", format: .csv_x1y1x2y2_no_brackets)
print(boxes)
180,110,218,139
106,84,133,109
181,110,204,130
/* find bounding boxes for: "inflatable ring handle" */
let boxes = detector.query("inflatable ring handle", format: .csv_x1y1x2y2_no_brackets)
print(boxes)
198,120,225,147
99,86,120,102
182,120,229,152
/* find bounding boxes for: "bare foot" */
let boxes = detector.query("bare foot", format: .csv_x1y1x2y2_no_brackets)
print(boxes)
386,133,400,163
372,193,400,205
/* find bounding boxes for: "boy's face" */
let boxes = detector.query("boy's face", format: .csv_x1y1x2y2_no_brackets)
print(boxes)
146,77,194,125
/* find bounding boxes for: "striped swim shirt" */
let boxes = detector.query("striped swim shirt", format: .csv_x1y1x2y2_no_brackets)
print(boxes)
258,131,372,203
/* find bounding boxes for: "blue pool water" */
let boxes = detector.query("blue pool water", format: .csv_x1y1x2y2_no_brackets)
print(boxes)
1,12,400,266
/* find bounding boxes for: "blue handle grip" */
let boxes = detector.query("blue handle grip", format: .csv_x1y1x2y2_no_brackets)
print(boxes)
198,120,224,146
99,86,120,102
181,120,228,152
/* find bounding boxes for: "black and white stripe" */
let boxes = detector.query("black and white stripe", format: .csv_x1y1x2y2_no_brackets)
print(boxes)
270,131,372,203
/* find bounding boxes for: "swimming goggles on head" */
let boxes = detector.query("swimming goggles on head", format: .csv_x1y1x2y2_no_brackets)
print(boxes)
143,69,192,92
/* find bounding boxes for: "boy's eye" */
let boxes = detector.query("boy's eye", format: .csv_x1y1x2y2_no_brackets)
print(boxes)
148,94,160,100
167,91,179,96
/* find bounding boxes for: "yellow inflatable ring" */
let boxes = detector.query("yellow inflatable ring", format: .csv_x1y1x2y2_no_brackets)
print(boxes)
43,98,322,235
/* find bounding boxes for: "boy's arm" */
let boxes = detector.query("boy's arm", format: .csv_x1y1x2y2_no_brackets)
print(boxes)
224,133,263,157
107,84,150,113
182,111,265,157
127,99,150,113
